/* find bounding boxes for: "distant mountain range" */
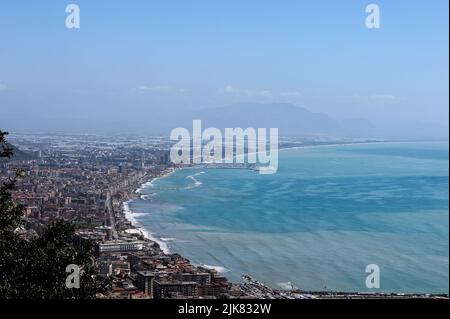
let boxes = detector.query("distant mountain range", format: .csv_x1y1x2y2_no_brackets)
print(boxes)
174,103,341,137
168,103,447,139
1,102,447,140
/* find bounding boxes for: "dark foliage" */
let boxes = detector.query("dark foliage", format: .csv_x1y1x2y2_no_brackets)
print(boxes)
0,130,109,298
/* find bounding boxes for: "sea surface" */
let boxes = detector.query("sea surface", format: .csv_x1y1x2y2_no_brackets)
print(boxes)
128,142,449,293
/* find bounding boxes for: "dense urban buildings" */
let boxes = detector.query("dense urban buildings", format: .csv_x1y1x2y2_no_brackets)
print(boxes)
1,132,445,299
1,132,258,298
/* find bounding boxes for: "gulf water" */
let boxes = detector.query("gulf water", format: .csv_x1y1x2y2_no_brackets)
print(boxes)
129,142,449,293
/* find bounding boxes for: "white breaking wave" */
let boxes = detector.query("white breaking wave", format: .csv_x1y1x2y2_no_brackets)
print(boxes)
277,282,296,290
122,201,147,227
121,200,170,253
202,264,230,273
186,171,205,188
135,177,160,193
140,193,155,200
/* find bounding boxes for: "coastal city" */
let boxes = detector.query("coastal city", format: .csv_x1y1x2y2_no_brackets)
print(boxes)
1,132,446,300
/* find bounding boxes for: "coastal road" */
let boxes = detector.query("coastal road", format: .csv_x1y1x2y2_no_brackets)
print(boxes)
106,191,119,240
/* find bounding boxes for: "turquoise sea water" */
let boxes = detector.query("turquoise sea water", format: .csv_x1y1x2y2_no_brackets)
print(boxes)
129,142,449,293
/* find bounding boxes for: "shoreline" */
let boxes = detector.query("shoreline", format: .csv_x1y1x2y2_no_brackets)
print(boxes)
119,165,236,276
116,141,449,296
279,139,449,152
121,199,170,254
120,166,178,254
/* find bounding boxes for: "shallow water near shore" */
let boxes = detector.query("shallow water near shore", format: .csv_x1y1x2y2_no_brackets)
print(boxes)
129,142,449,293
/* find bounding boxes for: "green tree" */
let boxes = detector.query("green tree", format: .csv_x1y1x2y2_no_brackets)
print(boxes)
0,130,109,298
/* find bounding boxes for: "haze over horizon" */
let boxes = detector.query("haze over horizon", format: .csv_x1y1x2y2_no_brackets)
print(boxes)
0,0,448,138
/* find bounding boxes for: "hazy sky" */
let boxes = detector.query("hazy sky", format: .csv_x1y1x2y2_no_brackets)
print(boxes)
0,0,448,133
